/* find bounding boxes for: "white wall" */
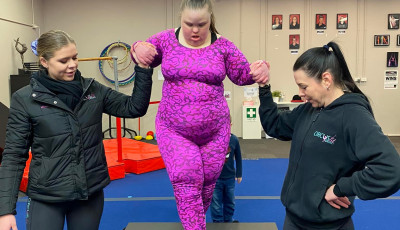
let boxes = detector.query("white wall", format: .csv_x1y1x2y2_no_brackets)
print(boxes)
0,0,43,107
1,0,400,136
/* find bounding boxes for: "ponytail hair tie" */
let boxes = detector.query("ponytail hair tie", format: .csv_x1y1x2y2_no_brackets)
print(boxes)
31,39,38,56
323,44,330,50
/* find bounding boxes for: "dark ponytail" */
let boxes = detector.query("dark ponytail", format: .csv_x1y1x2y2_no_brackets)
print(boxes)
326,42,368,102
293,41,370,104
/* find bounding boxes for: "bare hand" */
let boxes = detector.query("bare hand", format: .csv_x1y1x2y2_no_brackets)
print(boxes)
250,60,270,86
131,42,158,66
325,184,351,209
0,214,18,230
236,177,242,184
131,49,149,69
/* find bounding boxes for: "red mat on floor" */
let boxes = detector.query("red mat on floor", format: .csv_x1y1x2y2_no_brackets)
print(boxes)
20,138,164,192
20,154,31,192
103,138,165,175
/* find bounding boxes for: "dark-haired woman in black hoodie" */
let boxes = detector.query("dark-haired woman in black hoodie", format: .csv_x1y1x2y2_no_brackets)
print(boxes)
258,42,400,230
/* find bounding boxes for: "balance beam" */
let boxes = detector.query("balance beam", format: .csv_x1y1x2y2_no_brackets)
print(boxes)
125,222,278,230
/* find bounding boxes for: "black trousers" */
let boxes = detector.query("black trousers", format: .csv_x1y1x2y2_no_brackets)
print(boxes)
283,213,355,230
26,190,104,230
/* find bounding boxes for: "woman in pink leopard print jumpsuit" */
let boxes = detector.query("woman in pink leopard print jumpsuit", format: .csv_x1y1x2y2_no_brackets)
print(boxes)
131,0,269,229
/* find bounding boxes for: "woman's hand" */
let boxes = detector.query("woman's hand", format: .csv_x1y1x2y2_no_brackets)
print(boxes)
325,184,351,209
250,60,270,87
131,49,149,69
131,42,158,66
0,214,18,230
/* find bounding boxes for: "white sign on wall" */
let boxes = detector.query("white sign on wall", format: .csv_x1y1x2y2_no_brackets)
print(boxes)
157,70,164,80
384,70,398,89
244,87,258,98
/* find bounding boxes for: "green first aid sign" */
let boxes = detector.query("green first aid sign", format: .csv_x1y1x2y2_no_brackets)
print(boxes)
246,108,256,118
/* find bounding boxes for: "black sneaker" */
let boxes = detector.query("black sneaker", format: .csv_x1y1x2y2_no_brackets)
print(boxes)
233,220,239,223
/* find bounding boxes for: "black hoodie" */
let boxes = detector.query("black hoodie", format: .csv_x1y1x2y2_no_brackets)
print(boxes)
259,85,400,228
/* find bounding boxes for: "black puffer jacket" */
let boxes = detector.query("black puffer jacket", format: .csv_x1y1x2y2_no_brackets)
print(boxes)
0,66,153,216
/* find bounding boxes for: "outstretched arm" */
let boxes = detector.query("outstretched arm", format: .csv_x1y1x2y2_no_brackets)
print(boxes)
102,65,153,118
224,39,270,86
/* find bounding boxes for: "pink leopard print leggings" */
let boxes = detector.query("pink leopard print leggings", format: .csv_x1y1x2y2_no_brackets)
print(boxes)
156,116,230,230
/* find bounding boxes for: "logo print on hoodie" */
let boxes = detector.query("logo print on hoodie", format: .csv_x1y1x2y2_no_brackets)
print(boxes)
83,93,96,101
314,131,336,145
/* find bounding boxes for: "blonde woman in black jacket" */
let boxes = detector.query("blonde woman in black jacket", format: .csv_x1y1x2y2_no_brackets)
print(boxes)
0,30,153,230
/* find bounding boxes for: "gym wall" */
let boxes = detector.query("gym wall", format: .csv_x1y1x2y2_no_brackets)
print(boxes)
1,0,399,137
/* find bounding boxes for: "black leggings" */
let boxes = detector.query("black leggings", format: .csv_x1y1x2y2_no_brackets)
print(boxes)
283,214,355,230
26,190,104,230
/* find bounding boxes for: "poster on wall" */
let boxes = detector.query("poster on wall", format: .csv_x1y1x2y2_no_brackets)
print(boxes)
337,13,348,29
316,14,327,30
289,34,300,50
384,70,398,89
388,14,400,29
272,15,282,30
387,52,398,67
397,35,400,46
289,14,300,29
374,35,390,46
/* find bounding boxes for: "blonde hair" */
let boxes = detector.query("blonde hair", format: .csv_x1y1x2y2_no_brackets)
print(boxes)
37,30,75,60
180,0,219,34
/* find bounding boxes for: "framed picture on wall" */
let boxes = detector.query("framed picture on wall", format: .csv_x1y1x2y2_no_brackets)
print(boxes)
337,14,348,29
272,15,282,30
316,14,327,29
387,52,398,67
289,14,300,29
388,14,400,29
397,35,400,46
289,34,300,49
374,35,390,46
